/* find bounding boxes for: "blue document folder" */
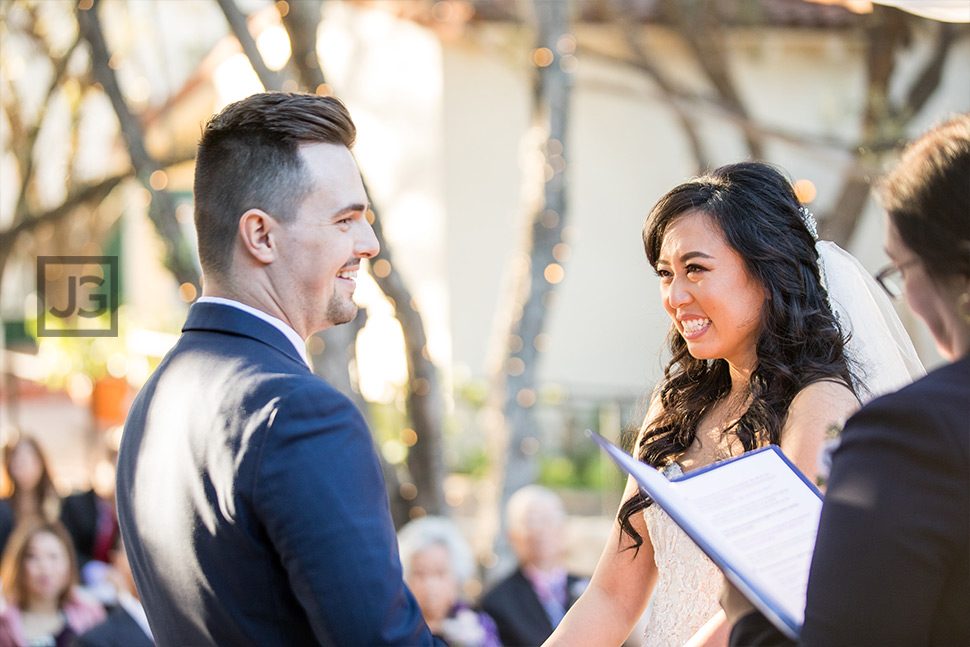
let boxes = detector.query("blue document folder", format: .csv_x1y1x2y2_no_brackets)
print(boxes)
589,430,823,640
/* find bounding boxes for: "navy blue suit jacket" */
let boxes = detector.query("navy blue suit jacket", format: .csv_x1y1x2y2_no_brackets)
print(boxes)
116,303,437,646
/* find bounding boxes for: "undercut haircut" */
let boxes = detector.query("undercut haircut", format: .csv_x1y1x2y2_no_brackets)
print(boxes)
193,92,357,279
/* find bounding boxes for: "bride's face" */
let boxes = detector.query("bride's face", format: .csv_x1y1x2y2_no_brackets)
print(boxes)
885,218,969,361
656,210,766,371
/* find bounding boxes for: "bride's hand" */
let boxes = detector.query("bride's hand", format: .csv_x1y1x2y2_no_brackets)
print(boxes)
719,577,755,626
683,609,730,647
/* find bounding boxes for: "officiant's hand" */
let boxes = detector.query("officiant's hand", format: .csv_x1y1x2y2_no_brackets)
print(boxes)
719,577,755,625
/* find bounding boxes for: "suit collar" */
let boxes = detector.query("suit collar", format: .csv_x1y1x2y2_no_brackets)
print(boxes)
183,302,309,369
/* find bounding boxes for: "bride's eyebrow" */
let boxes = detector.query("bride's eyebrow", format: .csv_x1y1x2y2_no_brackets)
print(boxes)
656,251,714,267
679,251,714,263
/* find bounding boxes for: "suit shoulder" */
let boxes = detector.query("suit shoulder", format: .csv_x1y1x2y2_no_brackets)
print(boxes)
273,374,362,418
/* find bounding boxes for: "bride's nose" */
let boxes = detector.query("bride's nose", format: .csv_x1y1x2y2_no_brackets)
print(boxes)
666,277,693,309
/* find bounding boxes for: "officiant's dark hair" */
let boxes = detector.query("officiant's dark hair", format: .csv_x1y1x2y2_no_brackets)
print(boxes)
193,92,357,280
617,161,856,550
880,112,970,283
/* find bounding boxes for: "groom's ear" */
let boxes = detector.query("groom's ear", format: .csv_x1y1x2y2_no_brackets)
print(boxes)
238,209,279,265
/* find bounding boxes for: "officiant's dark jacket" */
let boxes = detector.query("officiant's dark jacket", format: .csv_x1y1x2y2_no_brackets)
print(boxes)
116,302,438,647
730,355,970,647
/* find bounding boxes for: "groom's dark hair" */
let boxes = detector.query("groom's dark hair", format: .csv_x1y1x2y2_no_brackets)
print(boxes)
193,92,357,280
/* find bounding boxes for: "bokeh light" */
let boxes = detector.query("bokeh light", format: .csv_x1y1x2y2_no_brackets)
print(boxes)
532,47,554,67
516,388,537,408
401,428,418,446
149,169,168,191
256,25,291,72
794,178,817,203
544,263,564,284
178,282,198,302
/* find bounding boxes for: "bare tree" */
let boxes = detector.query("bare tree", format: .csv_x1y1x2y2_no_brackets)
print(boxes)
592,4,961,246
483,0,575,570
613,18,709,173
824,8,957,244
77,0,200,289
658,0,764,160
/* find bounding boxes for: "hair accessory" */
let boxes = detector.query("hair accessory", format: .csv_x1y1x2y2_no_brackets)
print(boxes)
799,206,818,240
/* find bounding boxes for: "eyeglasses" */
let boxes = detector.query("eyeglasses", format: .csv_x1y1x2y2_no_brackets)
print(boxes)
875,259,919,299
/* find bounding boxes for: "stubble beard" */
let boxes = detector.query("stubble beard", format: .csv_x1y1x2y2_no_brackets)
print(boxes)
327,290,358,327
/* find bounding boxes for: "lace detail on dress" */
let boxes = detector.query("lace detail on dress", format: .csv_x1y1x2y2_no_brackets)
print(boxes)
641,463,723,647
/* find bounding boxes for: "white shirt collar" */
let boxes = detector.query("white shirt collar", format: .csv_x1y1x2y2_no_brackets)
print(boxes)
117,591,154,641
196,296,311,368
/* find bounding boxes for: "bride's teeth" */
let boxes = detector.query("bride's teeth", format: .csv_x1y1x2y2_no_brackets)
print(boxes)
682,318,710,333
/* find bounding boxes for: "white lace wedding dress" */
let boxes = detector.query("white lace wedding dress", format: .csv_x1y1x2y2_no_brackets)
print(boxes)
641,463,722,647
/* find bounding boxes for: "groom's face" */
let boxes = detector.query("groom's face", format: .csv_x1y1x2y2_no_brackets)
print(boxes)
270,143,378,337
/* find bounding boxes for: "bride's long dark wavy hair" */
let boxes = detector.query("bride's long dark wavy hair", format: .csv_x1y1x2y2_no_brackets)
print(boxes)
617,162,856,550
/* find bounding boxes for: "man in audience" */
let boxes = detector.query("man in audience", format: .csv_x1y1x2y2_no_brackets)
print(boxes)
482,485,589,646
75,538,154,647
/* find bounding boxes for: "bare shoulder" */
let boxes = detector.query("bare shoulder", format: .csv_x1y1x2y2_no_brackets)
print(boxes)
782,380,860,479
789,380,860,423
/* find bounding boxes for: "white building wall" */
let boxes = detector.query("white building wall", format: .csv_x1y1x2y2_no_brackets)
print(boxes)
320,5,970,405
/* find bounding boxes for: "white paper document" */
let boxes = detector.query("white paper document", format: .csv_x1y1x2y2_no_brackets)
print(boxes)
589,431,823,640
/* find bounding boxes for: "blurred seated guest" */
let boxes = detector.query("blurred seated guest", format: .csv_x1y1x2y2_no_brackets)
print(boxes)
0,436,62,557
399,516,500,647
0,519,105,647
59,429,120,578
75,537,153,647
481,485,588,647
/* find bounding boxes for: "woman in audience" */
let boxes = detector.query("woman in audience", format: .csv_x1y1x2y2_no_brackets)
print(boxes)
0,519,105,647
725,113,969,646
0,436,62,557
399,516,501,647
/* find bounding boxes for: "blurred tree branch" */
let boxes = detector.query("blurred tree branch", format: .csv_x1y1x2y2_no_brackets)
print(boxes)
660,0,764,159
77,0,199,289
824,9,956,244
484,0,575,573
215,0,287,91
614,19,709,172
